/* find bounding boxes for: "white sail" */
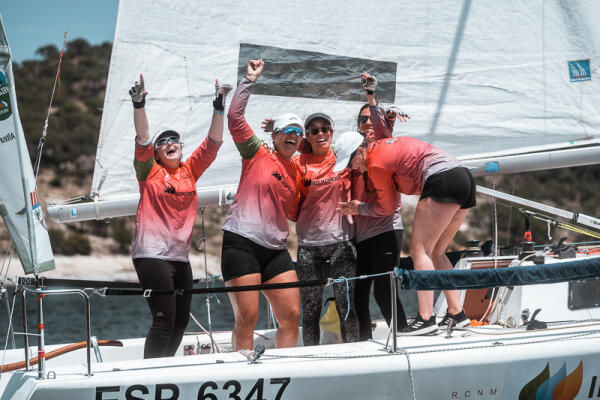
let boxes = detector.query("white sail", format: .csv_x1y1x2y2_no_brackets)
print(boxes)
0,16,54,275
90,0,600,202
45,0,600,221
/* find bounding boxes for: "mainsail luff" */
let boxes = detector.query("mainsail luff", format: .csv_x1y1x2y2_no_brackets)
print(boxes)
0,15,54,275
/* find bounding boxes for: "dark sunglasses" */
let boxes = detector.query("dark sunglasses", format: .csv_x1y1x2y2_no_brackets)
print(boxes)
309,126,332,135
357,115,371,124
156,136,180,147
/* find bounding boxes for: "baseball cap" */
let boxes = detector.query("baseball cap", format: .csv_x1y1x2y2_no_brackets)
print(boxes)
273,113,304,134
332,131,365,172
304,112,334,130
152,130,181,150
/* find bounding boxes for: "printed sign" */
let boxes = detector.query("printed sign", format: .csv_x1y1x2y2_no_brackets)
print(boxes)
568,59,591,82
0,71,12,121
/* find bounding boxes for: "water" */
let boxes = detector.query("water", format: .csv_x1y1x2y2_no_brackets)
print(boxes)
0,284,418,348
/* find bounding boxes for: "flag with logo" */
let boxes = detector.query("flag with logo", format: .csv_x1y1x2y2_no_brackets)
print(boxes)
0,16,54,275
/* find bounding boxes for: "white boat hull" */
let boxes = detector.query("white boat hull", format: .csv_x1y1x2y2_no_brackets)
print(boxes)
2,321,599,400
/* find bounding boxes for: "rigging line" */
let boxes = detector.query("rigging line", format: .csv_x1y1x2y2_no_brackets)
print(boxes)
0,286,18,378
34,0,75,180
506,174,516,242
0,242,12,280
1,245,14,285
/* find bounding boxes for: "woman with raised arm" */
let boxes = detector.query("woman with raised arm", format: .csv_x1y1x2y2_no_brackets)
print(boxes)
337,113,475,336
352,73,410,340
221,59,303,351
293,112,360,346
129,74,227,358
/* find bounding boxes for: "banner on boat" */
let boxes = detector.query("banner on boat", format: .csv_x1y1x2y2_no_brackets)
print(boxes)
0,17,54,275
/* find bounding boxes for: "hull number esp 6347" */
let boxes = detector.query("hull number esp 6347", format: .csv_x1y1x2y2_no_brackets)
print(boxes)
96,377,291,400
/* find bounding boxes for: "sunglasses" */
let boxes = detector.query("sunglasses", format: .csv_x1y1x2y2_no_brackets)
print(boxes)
309,126,332,135
155,136,180,147
357,115,371,124
277,126,303,136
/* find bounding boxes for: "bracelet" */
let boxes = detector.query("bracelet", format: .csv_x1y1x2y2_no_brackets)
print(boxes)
214,110,224,115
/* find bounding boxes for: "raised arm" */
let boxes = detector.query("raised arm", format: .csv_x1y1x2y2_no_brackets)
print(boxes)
129,74,155,181
186,79,230,180
228,59,265,159
130,74,150,144
361,72,410,140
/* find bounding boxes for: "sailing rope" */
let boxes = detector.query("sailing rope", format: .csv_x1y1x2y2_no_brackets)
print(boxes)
33,0,75,179
0,288,18,379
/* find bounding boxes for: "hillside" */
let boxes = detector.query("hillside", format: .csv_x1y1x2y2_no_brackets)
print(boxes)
0,39,598,266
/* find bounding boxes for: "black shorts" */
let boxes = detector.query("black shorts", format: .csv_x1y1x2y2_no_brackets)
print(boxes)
420,167,476,209
220,230,295,282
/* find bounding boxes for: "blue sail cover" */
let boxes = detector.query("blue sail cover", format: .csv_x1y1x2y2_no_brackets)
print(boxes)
398,258,600,290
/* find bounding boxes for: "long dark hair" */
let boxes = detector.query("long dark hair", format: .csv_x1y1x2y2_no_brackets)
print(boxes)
356,103,369,133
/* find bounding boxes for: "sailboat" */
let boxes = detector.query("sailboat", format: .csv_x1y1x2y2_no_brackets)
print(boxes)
2,1,600,399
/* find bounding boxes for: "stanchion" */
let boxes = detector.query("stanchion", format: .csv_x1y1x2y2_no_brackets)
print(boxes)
36,289,45,379
199,208,216,353
390,273,398,352
21,289,30,371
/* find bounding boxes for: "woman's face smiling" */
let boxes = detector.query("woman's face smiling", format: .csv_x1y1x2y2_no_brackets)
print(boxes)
306,118,333,156
272,128,301,159
155,139,182,168
359,108,375,142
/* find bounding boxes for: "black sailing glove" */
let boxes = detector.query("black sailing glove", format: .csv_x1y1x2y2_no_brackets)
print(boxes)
129,79,146,109
213,82,233,111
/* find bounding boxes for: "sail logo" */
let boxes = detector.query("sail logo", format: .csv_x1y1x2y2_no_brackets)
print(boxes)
0,71,11,120
518,360,583,399
568,60,591,82
0,132,16,144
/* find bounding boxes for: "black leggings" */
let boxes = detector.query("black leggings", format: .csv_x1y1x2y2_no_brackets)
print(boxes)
355,230,407,340
133,258,193,359
296,241,359,346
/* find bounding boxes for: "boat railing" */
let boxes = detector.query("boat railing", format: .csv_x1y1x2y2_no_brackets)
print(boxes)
8,254,600,378
19,285,94,378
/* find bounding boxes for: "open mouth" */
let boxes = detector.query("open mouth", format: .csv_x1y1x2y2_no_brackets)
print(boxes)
285,138,297,145
317,138,327,144
167,148,176,155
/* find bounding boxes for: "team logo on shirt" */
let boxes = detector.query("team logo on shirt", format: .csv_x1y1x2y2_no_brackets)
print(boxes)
272,171,283,181
164,183,195,196
271,171,294,195
312,176,341,186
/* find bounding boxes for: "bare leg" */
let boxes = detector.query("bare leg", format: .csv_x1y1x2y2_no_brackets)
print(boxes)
226,273,261,351
262,270,300,348
431,208,469,314
410,198,460,319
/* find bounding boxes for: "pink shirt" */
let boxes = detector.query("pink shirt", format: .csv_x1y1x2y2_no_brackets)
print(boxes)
222,78,301,249
132,137,221,261
352,102,403,242
294,150,353,247
359,136,460,217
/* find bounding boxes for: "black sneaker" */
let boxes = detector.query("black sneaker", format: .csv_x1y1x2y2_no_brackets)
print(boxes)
438,309,470,328
398,314,438,336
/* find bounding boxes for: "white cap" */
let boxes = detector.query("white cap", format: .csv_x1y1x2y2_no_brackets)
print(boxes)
332,131,365,172
152,129,181,150
273,113,304,133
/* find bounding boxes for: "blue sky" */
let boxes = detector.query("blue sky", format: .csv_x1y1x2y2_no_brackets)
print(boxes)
1,0,118,63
